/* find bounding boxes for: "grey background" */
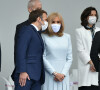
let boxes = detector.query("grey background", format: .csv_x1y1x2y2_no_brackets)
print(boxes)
0,0,100,89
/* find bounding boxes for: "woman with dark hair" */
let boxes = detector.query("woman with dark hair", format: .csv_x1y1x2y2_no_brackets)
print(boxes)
76,7,100,90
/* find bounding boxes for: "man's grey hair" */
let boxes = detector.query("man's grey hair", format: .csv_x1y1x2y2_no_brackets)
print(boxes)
27,0,40,9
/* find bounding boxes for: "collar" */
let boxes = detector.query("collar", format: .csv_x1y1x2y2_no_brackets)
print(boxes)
85,25,95,30
31,24,39,31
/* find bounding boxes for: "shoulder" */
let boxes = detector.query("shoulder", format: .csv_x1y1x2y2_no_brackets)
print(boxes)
41,33,49,38
63,33,72,45
18,25,33,35
63,33,70,38
76,26,85,32
94,31,100,41
41,34,50,44
95,27,100,29
95,27,100,32
20,25,31,30
75,26,86,36
63,33,71,41
95,31,100,36
16,20,29,29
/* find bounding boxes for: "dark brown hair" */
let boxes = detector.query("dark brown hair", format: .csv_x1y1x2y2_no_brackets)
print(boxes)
81,7,98,27
28,9,47,23
42,10,47,15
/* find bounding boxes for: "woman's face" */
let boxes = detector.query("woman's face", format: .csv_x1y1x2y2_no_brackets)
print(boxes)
52,17,61,24
87,10,96,20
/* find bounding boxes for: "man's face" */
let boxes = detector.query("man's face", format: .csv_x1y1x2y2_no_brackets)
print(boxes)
38,13,48,30
41,13,48,25
35,1,42,10
42,13,48,22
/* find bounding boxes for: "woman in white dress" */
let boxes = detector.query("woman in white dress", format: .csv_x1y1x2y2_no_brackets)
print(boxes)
41,13,72,90
76,7,100,90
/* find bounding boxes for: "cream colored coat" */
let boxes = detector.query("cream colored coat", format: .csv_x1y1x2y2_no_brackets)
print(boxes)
75,26,100,87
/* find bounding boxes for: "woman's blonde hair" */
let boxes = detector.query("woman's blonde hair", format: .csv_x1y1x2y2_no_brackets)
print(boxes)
44,12,64,37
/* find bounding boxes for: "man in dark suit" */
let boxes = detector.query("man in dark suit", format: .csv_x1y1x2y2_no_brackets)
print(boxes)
11,9,47,90
15,0,42,40
90,31,100,88
14,0,42,64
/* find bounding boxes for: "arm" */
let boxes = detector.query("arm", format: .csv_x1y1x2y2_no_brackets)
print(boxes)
90,32,100,72
43,43,65,81
14,24,21,40
42,36,56,75
75,29,91,64
14,25,20,65
15,26,32,73
61,35,73,76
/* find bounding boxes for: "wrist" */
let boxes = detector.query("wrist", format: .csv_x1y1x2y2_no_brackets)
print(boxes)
20,72,26,74
53,72,58,76
89,60,93,65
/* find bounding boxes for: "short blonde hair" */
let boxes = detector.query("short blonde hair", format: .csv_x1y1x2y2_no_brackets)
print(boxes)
44,12,64,37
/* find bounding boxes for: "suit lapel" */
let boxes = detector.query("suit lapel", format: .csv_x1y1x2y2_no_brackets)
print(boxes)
30,25,44,48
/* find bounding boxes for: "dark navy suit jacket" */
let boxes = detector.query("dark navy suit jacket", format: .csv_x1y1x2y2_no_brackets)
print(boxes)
11,25,45,84
90,31,100,72
14,20,30,64
90,31,100,86
15,20,29,40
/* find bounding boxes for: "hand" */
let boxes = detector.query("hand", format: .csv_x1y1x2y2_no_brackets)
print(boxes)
19,72,30,87
54,73,65,82
90,64,96,72
89,60,96,72
88,60,93,65
53,72,59,81
54,77,59,81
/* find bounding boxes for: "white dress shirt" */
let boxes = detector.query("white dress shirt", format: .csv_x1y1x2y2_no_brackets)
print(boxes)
31,24,39,31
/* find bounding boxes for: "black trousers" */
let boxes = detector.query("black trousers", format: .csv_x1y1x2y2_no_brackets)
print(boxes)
78,85,99,90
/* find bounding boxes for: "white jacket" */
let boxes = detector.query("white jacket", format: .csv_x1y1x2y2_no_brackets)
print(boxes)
75,26,100,87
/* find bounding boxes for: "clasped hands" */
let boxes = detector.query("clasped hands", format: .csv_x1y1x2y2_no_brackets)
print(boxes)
53,72,65,82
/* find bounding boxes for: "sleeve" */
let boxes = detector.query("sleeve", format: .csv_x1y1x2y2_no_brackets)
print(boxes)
61,35,73,76
15,27,32,73
16,24,20,33
42,35,56,75
90,32,100,72
75,29,91,64
14,24,20,40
